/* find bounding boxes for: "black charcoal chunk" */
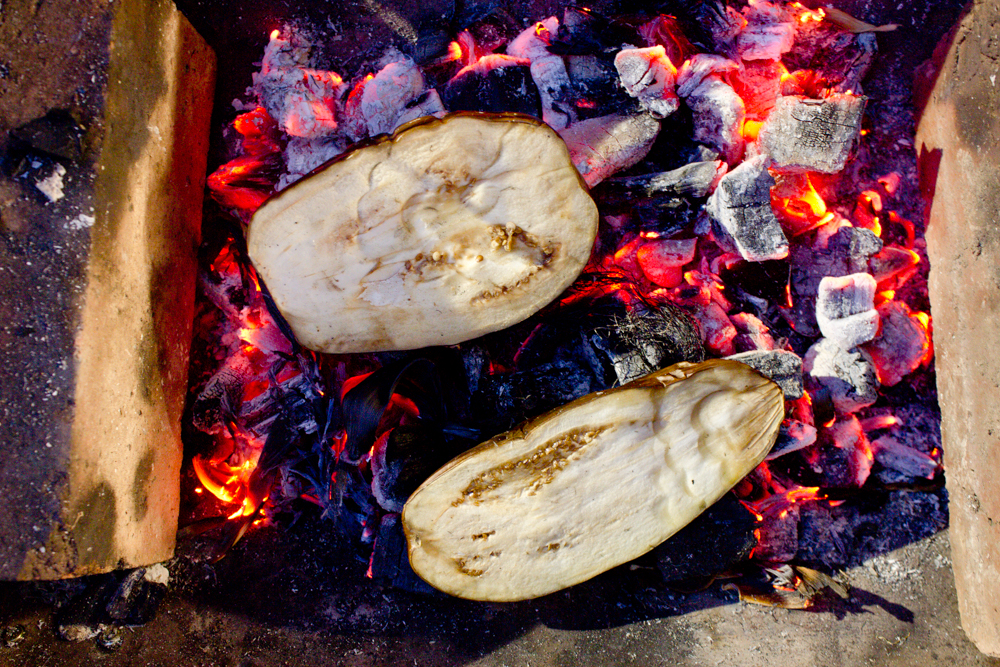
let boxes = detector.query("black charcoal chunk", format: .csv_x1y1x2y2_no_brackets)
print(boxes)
596,160,723,211
727,349,803,399
655,494,759,583
369,513,438,594
371,424,474,513
473,360,595,431
441,60,541,116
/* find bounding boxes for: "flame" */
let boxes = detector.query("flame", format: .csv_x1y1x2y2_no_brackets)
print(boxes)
192,454,259,506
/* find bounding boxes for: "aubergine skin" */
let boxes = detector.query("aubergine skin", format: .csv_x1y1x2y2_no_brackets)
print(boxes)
401,359,785,602
247,113,599,354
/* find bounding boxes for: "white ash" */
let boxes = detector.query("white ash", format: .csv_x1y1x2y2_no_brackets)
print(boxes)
677,55,746,164
35,163,66,202
66,212,95,230
804,337,880,414
277,135,350,191
507,17,575,130
359,55,438,137
706,154,789,262
816,272,880,349
614,46,680,119
758,94,866,173
557,113,660,187
727,349,803,399
252,31,345,140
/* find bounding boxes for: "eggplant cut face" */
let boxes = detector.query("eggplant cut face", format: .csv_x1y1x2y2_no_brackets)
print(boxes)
402,359,785,602
247,113,599,353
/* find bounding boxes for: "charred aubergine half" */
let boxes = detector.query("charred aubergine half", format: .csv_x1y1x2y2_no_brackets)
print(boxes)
247,113,599,353
402,359,785,602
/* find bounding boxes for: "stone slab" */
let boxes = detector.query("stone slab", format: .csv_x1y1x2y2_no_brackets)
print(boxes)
0,0,215,579
916,0,1000,656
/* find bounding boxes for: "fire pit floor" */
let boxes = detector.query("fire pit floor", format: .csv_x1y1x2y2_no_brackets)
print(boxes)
0,525,995,666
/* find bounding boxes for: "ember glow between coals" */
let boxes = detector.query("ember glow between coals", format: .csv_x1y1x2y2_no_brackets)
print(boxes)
187,0,940,602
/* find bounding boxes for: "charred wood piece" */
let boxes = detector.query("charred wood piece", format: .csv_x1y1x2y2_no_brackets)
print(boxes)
472,360,596,432
758,94,866,173
706,155,789,262
727,349,803,399
592,304,704,385
766,419,818,460
369,513,437,594
596,160,725,210
558,113,660,187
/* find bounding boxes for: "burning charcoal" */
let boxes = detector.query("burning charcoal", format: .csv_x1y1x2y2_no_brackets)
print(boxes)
816,273,879,350
472,360,595,431
252,31,346,140
637,237,698,288
676,54,745,164
706,155,790,262
441,55,541,116
507,17,575,130
736,0,795,61
809,416,874,487
868,245,920,291
804,338,879,414
766,419,818,460
727,349,803,399
865,301,932,386
692,301,738,356
593,303,704,385
758,94,866,173
732,59,785,122
596,160,726,209
654,494,759,583
753,499,802,562
371,424,474,513
558,113,661,187
730,312,776,352
614,46,680,119
552,6,637,56
369,513,437,594
786,226,883,335
871,436,940,483
784,21,878,95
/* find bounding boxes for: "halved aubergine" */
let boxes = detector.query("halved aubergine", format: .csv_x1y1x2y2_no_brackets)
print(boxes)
402,359,785,602
247,113,599,353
